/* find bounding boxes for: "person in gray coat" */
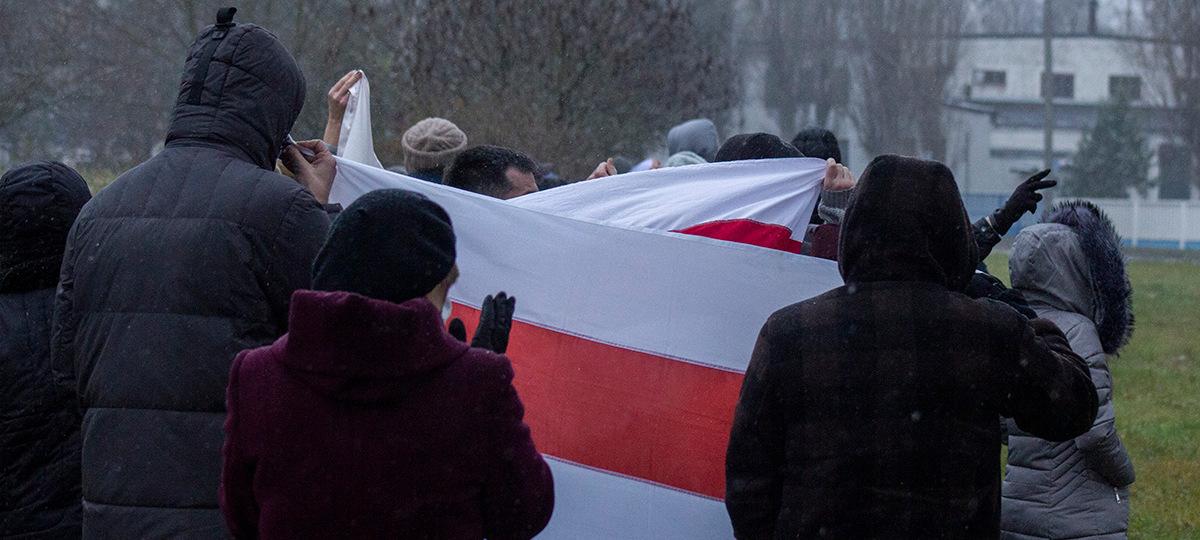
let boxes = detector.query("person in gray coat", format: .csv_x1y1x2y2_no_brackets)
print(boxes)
666,118,720,162
1003,200,1136,539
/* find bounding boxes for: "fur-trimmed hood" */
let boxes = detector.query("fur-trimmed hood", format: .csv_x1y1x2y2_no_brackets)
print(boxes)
1010,201,1134,354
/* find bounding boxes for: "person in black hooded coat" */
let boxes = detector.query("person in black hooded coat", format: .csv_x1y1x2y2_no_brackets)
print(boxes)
51,9,335,538
1,161,91,538
724,155,1098,539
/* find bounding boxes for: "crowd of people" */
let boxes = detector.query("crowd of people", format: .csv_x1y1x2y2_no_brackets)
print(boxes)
1,9,1135,540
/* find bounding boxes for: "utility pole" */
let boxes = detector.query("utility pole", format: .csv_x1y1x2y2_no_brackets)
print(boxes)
1043,0,1055,172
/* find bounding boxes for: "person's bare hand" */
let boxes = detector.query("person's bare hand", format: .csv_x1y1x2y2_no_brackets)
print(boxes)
586,158,617,180
322,70,362,146
327,70,362,123
822,158,855,191
280,140,336,204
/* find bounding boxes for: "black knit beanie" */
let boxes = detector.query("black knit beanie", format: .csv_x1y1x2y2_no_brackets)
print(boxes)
714,133,803,162
311,189,456,304
0,161,92,294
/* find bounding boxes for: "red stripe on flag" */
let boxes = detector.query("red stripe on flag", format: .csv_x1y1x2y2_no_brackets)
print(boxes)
450,305,743,499
675,218,803,254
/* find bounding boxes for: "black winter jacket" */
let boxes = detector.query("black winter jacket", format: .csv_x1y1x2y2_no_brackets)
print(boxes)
725,155,1098,539
51,16,330,538
1,161,90,538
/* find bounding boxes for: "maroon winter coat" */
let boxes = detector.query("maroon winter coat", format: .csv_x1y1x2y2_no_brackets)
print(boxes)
219,290,554,539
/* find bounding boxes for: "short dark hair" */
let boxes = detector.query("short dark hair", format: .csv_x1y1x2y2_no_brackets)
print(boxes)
444,145,538,198
714,133,802,162
791,127,842,163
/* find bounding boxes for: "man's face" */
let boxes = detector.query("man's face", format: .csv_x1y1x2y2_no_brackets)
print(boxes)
500,167,539,200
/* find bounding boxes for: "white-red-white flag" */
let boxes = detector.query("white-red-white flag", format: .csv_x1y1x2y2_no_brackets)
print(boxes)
330,158,842,539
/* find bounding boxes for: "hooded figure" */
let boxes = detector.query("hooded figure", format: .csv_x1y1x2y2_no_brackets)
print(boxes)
1002,201,1135,539
220,190,554,539
725,155,1098,539
667,118,720,162
0,161,90,538
51,9,333,536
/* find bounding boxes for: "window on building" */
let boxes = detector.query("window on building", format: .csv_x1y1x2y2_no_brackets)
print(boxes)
1041,72,1075,100
1109,76,1142,101
1158,144,1194,200
974,69,1006,87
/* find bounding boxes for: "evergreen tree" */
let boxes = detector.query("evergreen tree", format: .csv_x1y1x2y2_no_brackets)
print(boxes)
1065,99,1153,198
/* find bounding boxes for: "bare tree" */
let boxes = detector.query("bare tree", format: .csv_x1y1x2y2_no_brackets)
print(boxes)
381,0,737,177
846,0,965,161
754,0,850,139
1141,0,1200,188
3,0,389,170
2,0,734,180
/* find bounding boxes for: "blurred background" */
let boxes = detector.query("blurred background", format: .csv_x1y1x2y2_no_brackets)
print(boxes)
4,1,1199,252
0,1,1197,537
1,2,1198,210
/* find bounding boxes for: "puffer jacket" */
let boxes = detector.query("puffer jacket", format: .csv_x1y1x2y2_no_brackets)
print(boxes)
1,162,91,538
51,10,331,538
1003,201,1136,539
725,155,1097,539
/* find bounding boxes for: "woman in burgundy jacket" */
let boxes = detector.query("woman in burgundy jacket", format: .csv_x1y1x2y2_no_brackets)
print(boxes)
220,189,553,539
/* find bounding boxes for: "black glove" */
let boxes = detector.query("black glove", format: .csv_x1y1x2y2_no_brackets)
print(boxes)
447,292,516,354
992,169,1056,234
965,272,1037,319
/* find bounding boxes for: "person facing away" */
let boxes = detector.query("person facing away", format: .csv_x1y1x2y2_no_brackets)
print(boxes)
667,118,720,162
0,162,90,538
444,145,540,199
51,8,338,537
219,190,554,539
724,154,1099,539
1002,201,1136,540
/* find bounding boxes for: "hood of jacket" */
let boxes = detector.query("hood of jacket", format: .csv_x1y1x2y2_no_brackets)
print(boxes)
0,161,92,293
667,118,720,162
838,155,977,291
1010,201,1133,354
279,290,470,404
165,13,306,170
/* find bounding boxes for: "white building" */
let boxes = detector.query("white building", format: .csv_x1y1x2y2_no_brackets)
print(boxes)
946,33,1195,202
731,0,1198,203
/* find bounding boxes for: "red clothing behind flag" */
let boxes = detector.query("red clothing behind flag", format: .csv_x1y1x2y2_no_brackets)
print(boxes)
220,290,553,539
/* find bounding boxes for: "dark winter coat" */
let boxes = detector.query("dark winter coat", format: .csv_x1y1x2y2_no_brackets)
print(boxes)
725,155,1098,539
1,162,90,538
51,17,330,538
220,290,554,539
1002,202,1135,540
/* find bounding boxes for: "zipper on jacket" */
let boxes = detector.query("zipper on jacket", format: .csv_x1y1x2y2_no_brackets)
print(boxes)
1114,487,1121,502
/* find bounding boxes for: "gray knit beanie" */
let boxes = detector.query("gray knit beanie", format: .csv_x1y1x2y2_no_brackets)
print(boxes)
402,117,468,172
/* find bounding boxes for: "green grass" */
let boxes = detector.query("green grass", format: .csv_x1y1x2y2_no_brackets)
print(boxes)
986,253,1200,539
78,167,120,194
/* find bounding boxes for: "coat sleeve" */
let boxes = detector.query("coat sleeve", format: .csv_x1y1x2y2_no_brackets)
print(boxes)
50,219,82,395
1065,323,1135,488
1000,317,1098,442
260,188,332,331
479,358,555,540
972,215,1003,262
725,316,787,540
220,352,259,539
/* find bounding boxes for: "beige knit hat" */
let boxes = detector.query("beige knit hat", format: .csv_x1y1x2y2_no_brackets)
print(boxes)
402,118,468,172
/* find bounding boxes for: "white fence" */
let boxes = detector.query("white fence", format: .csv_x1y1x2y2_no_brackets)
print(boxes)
1065,198,1200,251
963,194,1200,251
